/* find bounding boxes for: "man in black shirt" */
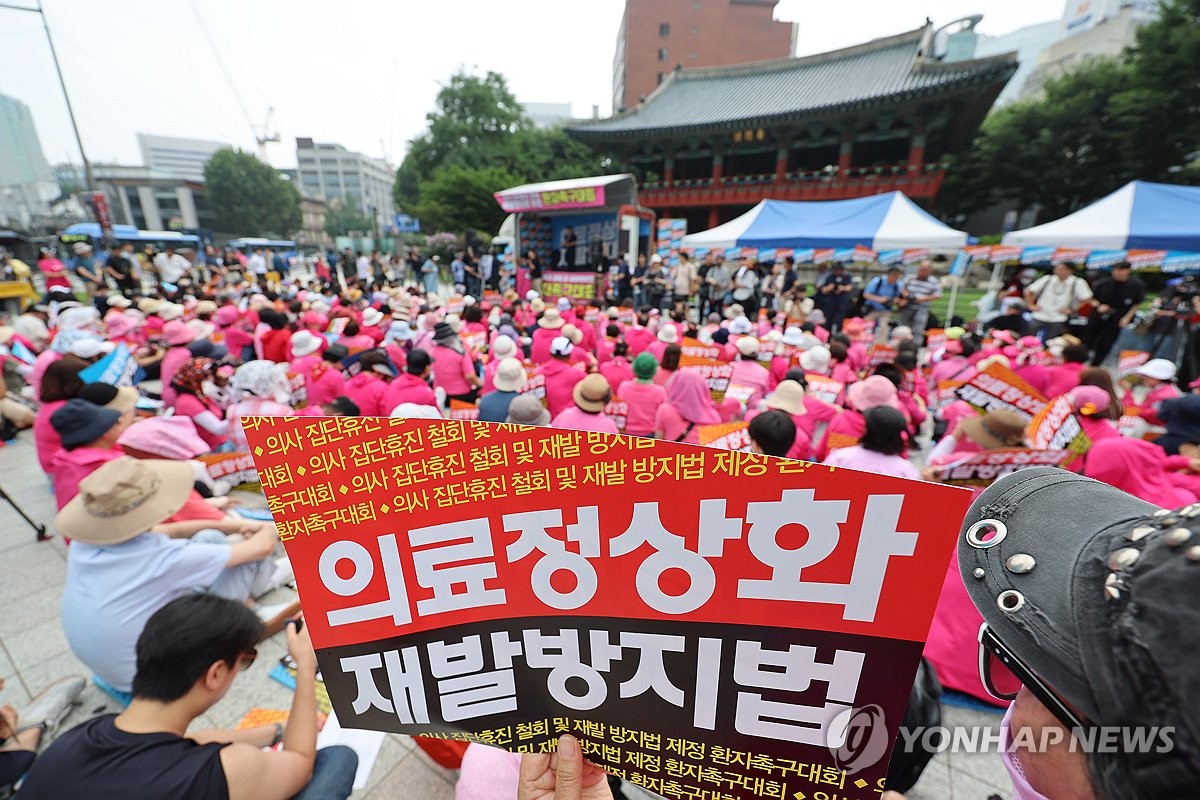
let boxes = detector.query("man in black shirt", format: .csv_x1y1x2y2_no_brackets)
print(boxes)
104,244,138,295
18,595,356,800
1084,261,1145,365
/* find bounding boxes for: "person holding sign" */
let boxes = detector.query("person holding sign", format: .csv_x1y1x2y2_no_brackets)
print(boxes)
18,595,357,800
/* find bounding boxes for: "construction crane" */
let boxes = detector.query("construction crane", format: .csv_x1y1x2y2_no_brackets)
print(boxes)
254,107,281,162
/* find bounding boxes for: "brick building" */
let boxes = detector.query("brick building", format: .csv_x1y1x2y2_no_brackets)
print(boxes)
613,0,795,113
576,23,1017,233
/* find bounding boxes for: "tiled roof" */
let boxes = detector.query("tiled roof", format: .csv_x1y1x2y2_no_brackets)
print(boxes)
569,25,1016,140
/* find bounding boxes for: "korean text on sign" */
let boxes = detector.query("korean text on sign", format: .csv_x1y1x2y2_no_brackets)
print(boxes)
246,418,972,800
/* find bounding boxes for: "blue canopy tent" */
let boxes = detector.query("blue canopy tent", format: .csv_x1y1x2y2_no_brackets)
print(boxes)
1003,181,1200,252
680,192,968,253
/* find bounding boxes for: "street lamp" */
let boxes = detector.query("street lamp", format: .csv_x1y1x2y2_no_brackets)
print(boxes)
0,1,93,192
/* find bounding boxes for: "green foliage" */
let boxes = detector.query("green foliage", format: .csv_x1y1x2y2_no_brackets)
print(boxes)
394,69,616,233
203,148,301,236
324,196,374,238
415,164,520,235
943,0,1200,224
941,59,1135,218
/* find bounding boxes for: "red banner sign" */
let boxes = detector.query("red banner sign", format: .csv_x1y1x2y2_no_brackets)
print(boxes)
697,420,751,450
1118,350,1151,379
245,417,972,800
679,356,733,403
935,448,1075,486
805,375,844,406
448,399,480,421
954,363,1047,422
1026,395,1091,465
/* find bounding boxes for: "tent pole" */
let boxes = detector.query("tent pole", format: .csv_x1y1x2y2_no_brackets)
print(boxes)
946,279,959,325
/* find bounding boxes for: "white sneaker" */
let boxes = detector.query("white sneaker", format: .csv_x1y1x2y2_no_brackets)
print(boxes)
255,598,302,639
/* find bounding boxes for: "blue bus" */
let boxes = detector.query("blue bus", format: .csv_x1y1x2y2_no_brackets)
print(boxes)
225,238,296,255
59,223,203,255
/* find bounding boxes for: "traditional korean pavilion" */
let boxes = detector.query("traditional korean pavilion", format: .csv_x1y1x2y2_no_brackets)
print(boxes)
567,23,1017,232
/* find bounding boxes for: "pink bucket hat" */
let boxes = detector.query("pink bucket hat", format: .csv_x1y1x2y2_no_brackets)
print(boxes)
846,375,901,413
117,416,210,459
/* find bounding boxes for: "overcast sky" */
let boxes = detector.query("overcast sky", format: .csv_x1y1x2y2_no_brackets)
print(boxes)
0,0,1059,171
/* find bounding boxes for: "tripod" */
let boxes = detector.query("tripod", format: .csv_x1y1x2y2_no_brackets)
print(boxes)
0,482,49,541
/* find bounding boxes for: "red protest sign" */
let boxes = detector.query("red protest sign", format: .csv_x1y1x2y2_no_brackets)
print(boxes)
460,331,487,354
1026,395,1091,465
954,363,1047,422
519,374,547,406
287,371,307,408
680,337,721,361
924,329,946,354
448,399,479,421
697,420,751,450
935,448,1075,486
867,344,896,368
196,452,260,491
934,380,965,412
724,384,757,405
1118,350,1150,379
246,418,972,800
679,356,732,404
806,374,844,406
604,399,628,433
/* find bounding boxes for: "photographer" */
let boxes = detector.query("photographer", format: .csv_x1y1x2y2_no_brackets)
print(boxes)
863,265,904,341
1084,261,1145,366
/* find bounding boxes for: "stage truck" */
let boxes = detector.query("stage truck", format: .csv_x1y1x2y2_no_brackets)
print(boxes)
493,174,655,301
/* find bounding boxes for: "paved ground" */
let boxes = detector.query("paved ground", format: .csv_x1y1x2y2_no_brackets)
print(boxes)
0,432,1012,799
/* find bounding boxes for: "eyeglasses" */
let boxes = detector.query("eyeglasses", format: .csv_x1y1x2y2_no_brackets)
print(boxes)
237,649,258,672
977,623,1088,732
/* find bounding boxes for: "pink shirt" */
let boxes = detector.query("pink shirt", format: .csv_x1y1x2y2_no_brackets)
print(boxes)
536,359,585,418
529,328,560,364
824,445,920,480
34,399,68,472
343,372,389,417
52,446,124,510
1122,383,1181,427
382,372,438,411
929,356,973,386
815,410,865,462
428,344,476,396
308,364,346,408
654,403,702,445
337,333,375,353
728,359,772,408
551,406,619,434
617,380,667,436
624,327,655,357
28,350,62,402
796,396,840,442
598,359,633,396
159,345,192,408
174,393,227,451
1042,362,1085,399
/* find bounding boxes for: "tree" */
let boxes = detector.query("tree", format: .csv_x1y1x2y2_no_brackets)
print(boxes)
1109,0,1200,180
393,69,616,232
414,164,520,234
324,195,374,238
941,0,1200,224
204,148,301,235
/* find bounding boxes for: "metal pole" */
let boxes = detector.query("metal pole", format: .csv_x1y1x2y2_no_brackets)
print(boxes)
31,1,93,190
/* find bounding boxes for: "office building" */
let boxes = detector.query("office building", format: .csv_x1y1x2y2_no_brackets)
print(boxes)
1024,2,1157,97
137,134,229,182
612,0,795,113
294,138,395,221
93,164,212,233
0,92,56,227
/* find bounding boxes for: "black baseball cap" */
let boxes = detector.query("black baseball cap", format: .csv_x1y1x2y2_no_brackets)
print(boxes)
959,467,1200,794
